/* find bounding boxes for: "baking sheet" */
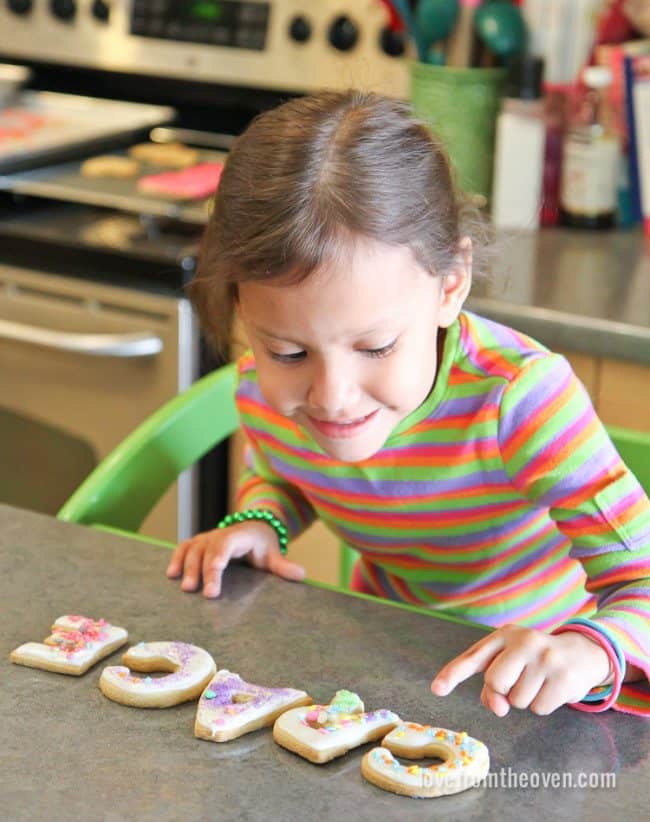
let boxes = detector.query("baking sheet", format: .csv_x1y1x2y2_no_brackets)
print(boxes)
0,91,175,173
0,147,227,224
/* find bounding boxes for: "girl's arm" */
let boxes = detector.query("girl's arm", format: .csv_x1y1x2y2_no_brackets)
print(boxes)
235,437,317,540
234,353,317,540
498,353,650,712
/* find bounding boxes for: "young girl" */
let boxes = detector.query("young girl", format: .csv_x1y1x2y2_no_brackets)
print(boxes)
167,91,649,718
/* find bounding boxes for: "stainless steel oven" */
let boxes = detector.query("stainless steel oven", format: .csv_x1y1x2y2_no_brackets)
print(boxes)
0,0,407,543
0,262,198,540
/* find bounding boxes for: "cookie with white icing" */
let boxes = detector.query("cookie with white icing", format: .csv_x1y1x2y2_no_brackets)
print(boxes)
195,670,312,742
99,641,216,708
273,690,400,764
10,615,128,676
362,722,490,798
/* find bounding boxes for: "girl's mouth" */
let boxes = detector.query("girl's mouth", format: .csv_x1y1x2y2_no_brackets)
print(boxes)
307,410,379,439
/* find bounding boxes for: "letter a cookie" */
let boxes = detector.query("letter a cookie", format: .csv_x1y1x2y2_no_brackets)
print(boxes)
273,689,400,764
10,615,128,676
195,670,312,742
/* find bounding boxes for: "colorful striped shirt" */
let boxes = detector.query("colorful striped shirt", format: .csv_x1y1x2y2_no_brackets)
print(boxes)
235,311,650,716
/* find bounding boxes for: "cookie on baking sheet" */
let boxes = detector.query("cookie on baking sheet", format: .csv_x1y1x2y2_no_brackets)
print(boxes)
362,722,490,798
136,162,223,200
99,641,216,708
80,155,140,178
128,141,199,168
195,669,313,742
273,689,400,764
10,615,128,676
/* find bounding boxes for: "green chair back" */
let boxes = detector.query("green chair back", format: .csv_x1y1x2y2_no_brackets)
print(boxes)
607,425,650,495
58,363,238,533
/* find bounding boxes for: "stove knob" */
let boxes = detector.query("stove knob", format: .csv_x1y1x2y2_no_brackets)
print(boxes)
328,15,358,51
49,0,76,21
380,27,405,57
7,0,33,14
288,15,311,43
91,0,110,22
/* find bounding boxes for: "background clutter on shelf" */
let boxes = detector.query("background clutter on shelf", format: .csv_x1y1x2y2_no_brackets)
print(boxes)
380,0,649,233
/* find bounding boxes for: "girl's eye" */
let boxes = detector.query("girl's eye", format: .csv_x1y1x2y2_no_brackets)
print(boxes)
268,350,306,363
363,341,397,358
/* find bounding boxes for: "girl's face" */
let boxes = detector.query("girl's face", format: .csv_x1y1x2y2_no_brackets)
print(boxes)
238,238,471,463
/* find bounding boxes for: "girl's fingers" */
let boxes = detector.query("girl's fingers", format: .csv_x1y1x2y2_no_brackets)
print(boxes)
202,541,239,598
506,668,548,710
179,542,206,592
166,539,191,578
528,679,568,716
168,522,306,599
481,683,510,717
483,648,527,697
265,551,306,582
200,529,289,597
431,632,506,695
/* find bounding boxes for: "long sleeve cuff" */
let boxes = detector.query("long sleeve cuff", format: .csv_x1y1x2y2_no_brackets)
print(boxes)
551,618,625,713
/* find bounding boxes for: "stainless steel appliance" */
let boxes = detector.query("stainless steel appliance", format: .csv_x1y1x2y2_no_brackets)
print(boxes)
0,0,408,542
0,1,408,98
0,262,198,539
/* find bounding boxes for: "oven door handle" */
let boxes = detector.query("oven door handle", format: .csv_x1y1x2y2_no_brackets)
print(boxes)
0,319,163,357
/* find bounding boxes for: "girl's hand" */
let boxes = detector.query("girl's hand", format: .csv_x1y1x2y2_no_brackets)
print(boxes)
166,520,306,598
430,624,612,717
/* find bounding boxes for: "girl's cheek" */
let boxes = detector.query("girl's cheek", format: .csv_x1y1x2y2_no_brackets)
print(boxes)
259,370,303,415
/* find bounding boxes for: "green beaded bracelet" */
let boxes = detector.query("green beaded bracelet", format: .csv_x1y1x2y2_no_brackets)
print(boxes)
217,509,289,555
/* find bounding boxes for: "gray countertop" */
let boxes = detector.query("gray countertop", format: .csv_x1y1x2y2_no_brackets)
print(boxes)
468,229,650,365
2,504,649,821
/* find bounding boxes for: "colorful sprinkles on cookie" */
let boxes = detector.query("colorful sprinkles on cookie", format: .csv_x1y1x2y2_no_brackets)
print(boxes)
273,690,401,763
303,690,396,734
45,616,110,656
9,615,128,676
99,641,216,708
195,670,312,742
362,722,490,798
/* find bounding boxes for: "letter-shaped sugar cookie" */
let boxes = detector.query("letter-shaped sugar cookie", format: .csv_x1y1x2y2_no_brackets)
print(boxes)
273,689,400,764
99,641,216,708
195,669,313,742
10,615,128,676
362,722,490,798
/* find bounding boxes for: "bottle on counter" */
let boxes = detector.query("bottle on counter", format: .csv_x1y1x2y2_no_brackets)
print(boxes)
491,55,546,231
559,65,619,229
540,87,569,227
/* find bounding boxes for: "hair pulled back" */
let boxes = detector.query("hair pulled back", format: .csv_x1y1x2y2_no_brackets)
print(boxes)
191,90,485,354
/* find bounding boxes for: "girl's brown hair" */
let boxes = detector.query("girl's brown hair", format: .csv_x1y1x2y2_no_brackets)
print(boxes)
191,89,488,355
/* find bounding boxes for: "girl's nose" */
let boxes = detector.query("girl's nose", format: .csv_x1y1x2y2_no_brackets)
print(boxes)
307,361,360,416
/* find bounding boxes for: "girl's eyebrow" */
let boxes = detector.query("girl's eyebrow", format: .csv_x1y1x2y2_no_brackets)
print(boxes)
249,323,303,345
251,320,400,344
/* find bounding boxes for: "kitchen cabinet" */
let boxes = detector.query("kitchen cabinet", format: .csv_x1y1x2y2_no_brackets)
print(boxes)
598,358,650,432
560,349,650,434
557,349,599,403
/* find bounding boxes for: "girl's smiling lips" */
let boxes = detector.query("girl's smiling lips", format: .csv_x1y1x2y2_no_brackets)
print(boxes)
306,409,379,439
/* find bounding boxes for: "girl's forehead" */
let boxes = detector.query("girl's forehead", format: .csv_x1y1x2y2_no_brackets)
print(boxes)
241,239,432,304
238,247,439,342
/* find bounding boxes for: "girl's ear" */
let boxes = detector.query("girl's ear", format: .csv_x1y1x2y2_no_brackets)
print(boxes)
438,237,473,328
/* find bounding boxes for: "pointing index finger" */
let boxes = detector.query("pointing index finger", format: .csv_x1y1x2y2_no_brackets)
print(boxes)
431,632,505,696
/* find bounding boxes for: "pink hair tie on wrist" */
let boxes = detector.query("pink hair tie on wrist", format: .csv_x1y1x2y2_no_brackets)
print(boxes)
551,623,623,712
